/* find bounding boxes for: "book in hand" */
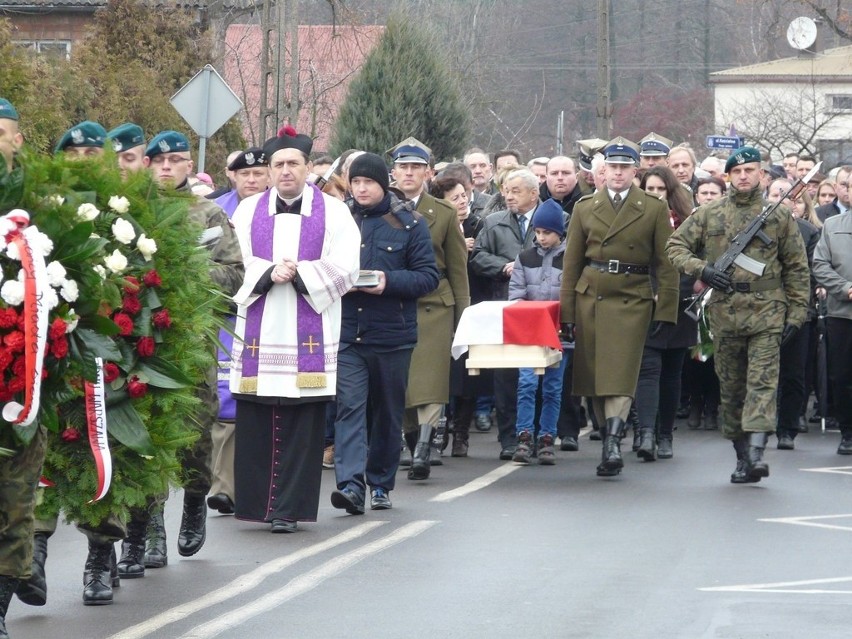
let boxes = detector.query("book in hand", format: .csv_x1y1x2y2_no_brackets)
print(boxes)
354,270,380,287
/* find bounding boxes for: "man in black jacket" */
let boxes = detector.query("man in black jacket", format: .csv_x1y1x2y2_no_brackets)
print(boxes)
538,156,583,216
816,165,850,223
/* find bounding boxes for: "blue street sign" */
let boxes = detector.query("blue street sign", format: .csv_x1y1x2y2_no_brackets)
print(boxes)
706,135,744,150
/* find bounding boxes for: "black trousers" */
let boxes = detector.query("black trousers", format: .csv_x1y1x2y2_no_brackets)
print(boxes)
777,319,810,438
493,368,519,449
557,352,584,439
827,317,852,434
635,346,688,439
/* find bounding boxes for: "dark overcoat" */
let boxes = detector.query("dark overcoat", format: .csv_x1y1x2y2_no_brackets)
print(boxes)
560,185,678,396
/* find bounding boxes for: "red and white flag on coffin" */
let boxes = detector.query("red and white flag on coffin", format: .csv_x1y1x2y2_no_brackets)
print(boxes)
451,300,562,359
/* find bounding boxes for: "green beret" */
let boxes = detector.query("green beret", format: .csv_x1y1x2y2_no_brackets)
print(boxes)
55,121,107,154
0,98,18,121
146,130,190,158
107,123,145,152
725,146,761,173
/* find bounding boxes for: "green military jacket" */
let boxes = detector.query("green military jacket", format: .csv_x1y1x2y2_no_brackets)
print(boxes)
666,185,810,335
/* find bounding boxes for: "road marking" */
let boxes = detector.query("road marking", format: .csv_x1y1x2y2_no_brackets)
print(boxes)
759,513,852,533
700,576,852,594
430,463,520,502
177,520,438,639
109,521,386,639
801,465,852,476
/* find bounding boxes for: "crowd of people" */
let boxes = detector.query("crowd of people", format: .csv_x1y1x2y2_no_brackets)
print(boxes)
1,92,851,637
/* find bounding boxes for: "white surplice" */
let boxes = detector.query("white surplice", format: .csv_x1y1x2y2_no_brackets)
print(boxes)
229,185,360,398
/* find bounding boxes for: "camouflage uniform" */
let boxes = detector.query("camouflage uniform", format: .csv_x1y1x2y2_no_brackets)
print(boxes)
666,185,810,440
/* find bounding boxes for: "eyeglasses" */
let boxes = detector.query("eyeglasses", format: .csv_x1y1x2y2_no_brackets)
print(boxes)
150,155,190,166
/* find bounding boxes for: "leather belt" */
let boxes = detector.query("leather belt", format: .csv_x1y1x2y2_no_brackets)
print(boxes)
730,278,781,293
588,259,650,275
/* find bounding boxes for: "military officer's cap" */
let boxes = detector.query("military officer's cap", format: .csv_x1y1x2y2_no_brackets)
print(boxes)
145,130,190,158
107,123,145,152
388,137,431,165
55,121,107,154
577,138,608,172
0,98,19,121
639,132,673,157
228,147,267,171
603,137,640,165
724,146,761,173
262,124,313,159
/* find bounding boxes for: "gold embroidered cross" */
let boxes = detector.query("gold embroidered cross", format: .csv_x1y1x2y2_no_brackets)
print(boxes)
245,339,260,357
302,335,320,354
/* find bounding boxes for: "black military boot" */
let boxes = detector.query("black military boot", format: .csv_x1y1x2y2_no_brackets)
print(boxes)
730,437,760,484
144,508,168,568
117,517,147,579
629,403,640,451
82,542,117,605
408,424,432,480
657,436,673,459
1,575,19,639
637,428,656,462
747,432,770,479
15,532,48,606
597,417,626,477
178,494,207,557
430,417,446,466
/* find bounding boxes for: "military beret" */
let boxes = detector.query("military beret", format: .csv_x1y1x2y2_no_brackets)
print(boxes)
107,123,145,152
145,130,190,158
639,132,673,157
263,125,313,159
228,147,267,171
388,136,431,165
603,137,640,165
0,98,18,121
725,146,761,173
55,121,107,154
577,138,608,172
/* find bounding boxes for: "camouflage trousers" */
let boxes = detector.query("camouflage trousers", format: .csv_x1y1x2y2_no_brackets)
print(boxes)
713,330,781,440
0,426,47,578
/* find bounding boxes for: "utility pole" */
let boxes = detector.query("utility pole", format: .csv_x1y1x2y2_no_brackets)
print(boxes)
596,0,611,140
258,1,300,140
258,0,276,141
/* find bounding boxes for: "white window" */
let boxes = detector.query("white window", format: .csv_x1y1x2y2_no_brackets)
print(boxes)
14,40,71,60
826,94,852,112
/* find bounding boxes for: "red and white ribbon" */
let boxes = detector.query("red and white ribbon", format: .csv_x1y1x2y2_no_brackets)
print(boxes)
1,210,50,428
84,357,111,502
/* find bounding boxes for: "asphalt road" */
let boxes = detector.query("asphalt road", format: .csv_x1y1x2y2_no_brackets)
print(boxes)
8,421,852,639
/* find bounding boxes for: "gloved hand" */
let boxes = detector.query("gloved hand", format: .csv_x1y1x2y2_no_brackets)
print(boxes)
781,323,799,346
561,323,575,343
700,265,732,292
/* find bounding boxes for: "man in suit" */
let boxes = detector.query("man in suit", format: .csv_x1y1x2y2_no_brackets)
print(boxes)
390,138,470,479
816,165,850,223
560,138,678,477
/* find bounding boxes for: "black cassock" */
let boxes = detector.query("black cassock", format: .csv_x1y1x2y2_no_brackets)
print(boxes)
233,399,327,522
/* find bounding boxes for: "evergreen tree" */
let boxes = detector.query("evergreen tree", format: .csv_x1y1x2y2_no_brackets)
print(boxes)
331,14,471,162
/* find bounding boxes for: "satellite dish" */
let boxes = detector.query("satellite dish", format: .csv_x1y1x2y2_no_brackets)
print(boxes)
787,16,818,50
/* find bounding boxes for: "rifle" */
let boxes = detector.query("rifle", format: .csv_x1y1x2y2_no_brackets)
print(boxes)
309,155,342,190
683,161,821,321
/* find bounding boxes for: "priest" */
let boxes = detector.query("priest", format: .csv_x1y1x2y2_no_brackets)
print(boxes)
229,128,360,533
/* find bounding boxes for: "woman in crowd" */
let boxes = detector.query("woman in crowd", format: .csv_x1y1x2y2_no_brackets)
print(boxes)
633,166,696,459
816,180,837,208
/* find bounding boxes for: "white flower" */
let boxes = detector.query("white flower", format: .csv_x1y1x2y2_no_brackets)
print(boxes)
112,218,136,245
108,195,130,214
0,269,3,286
104,249,128,274
1,280,25,306
5,241,20,261
46,261,67,287
60,279,79,302
42,286,59,311
93,265,107,279
48,194,65,207
136,234,158,261
76,203,101,221
65,310,79,334
30,231,54,256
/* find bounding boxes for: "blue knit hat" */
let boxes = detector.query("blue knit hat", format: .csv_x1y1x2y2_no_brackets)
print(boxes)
532,199,565,236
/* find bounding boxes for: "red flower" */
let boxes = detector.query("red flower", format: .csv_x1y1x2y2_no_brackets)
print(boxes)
142,270,162,288
0,308,18,329
127,376,148,398
104,362,120,383
137,336,155,357
61,427,81,443
124,276,141,294
113,313,134,336
0,347,12,371
49,317,67,340
122,294,142,315
4,331,25,353
152,309,172,329
0,385,13,402
49,336,68,359
12,357,25,377
8,376,25,393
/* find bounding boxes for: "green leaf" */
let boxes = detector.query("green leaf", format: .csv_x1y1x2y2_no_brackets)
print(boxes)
79,314,121,336
134,357,193,388
71,328,122,362
104,398,155,456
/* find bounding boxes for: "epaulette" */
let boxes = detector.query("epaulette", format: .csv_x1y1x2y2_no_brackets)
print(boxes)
575,193,595,203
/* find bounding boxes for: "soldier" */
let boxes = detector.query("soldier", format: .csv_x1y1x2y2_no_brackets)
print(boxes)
639,132,673,170
54,120,107,158
106,122,146,173
560,137,678,477
666,146,810,483
576,138,607,196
